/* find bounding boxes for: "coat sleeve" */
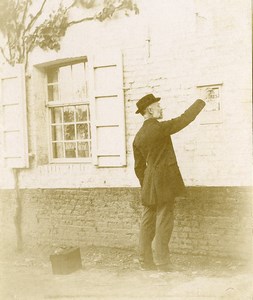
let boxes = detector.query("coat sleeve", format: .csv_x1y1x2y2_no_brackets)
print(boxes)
160,99,206,135
133,143,146,187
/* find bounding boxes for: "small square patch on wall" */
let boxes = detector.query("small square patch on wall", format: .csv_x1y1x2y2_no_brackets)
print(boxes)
197,83,223,124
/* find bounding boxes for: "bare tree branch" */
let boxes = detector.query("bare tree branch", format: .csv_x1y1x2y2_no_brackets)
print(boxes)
20,1,32,62
14,0,20,11
21,0,30,27
0,0,138,67
67,0,129,26
24,0,47,35
68,16,94,26
0,47,11,65
7,33,14,64
66,0,77,11
26,27,39,54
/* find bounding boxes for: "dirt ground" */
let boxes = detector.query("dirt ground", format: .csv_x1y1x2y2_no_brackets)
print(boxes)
0,244,252,300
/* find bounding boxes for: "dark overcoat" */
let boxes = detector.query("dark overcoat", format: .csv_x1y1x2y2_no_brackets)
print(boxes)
133,99,205,207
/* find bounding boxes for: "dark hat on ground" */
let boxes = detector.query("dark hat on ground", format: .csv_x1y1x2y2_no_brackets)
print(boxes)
135,94,161,114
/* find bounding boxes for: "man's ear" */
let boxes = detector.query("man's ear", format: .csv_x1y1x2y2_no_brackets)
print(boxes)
147,106,153,114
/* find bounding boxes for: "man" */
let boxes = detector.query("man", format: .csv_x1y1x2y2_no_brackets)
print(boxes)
133,93,205,272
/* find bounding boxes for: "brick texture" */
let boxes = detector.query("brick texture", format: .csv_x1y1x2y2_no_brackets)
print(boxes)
0,0,251,189
0,0,252,263
0,187,252,260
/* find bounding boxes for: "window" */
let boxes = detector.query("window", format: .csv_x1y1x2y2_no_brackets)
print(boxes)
47,62,91,162
45,51,126,167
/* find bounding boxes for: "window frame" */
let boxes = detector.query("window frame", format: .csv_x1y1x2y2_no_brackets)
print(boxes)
45,60,92,164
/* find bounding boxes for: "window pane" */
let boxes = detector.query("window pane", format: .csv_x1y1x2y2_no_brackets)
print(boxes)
63,107,75,122
51,107,62,123
52,142,64,158
47,63,87,104
59,66,73,103
76,105,89,122
77,124,89,140
72,63,86,102
47,69,58,83
77,142,90,158
64,124,75,140
47,61,91,161
48,84,59,102
52,125,63,141
65,142,76,158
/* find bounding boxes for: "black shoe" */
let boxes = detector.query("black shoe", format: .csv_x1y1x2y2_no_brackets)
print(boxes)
157,263,178,272
139,262,156,271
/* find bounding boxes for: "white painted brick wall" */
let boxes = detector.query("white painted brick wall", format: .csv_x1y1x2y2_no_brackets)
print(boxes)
0,0,251,188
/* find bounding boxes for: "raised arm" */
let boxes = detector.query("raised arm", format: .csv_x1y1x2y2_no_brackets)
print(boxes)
160,99,205,135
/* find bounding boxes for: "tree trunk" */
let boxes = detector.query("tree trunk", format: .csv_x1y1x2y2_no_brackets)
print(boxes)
13,169,23,252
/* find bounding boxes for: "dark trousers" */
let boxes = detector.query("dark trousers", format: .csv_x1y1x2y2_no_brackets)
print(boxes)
139,201,174,266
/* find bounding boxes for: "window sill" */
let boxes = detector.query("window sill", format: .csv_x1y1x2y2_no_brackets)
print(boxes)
49,158,92,164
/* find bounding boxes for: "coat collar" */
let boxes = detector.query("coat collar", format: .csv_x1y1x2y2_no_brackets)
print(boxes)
143,118,159,124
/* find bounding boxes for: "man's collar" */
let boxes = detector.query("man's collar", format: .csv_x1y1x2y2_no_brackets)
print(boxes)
144,118,158,123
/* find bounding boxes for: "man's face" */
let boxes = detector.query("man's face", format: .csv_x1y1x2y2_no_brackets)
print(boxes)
148,101,163,119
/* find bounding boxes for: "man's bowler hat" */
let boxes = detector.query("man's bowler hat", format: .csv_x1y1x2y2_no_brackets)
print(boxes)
135,94,161,114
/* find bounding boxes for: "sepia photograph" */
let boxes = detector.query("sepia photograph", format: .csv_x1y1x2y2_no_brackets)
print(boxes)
0,0,252,299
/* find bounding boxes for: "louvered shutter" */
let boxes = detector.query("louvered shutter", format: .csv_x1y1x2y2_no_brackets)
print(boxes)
88,50,126,167
0,64,29,168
